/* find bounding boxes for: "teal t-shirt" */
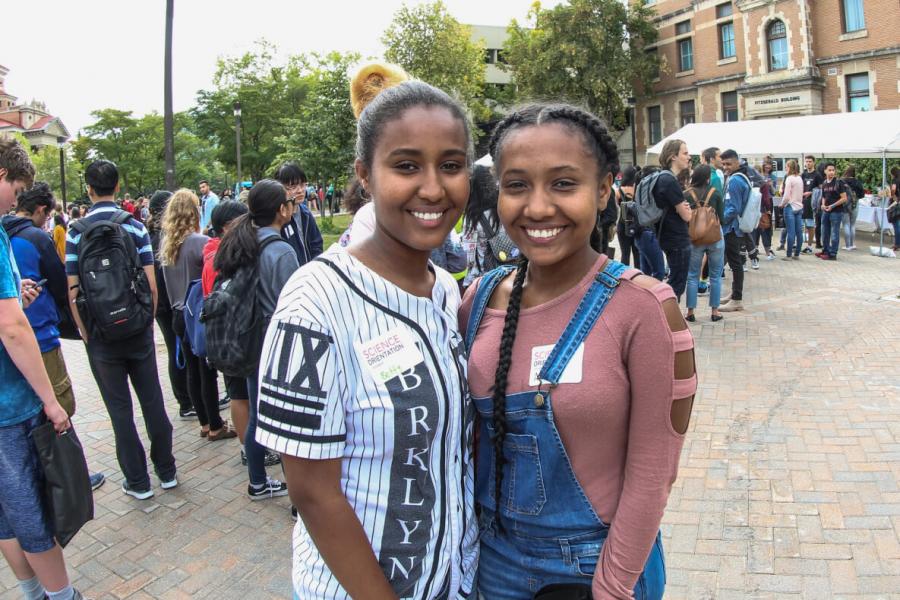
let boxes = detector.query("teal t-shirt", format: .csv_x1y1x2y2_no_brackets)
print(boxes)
0,226,42,427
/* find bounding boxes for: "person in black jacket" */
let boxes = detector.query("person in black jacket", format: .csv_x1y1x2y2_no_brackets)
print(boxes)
273,162,324,265
840,165,865,251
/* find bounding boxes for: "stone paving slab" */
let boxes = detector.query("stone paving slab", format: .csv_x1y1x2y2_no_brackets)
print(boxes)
1,230,899,599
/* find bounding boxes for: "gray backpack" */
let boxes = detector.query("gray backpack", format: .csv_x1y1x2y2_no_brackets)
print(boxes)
634,170,675,228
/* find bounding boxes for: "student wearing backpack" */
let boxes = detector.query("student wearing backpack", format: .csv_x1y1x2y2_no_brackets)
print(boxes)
633,166,667,281
718,150,751,312
653,139,694,302
615,166,640,266
66,160,176,500
800,156,823,254
840,166,864,251
817,162,848,261
160,189,235,441
202,200,283,478
684,165,724,323
212,180,298,501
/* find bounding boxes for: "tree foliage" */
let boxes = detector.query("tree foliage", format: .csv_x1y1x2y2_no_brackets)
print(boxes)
29,143,85,204
191,41,310,183
276,52,359,198
382,1,487,119
503,0,659,129
80,109,226,196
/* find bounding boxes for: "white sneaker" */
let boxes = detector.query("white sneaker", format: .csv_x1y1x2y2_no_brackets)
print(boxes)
719,299,744,312
766,253,775,261
751,259,760,270
161,476,178,490
122,482,154,500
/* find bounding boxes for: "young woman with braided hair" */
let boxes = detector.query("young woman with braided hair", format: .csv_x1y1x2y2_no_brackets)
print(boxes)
460,103,697,599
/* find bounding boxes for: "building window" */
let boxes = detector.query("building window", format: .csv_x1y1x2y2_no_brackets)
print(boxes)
680,100,696,126
846,73,870,112
676,21,692,35
841,0,865,32
716,3,733,18
722,91,738,121
495,49,507,65
719,22,736,59
646,48,659,79
648,106,662,144
767,20,788,71
484,49,495,64
678,38,694,71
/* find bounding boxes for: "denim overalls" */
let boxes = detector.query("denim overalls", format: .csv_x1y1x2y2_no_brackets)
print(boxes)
465,261,665,600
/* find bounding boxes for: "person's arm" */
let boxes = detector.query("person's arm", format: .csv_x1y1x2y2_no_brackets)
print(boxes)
305,209,324,258
144,265,158,317
675,200,692,222
593,278,694,598
0,297,70,431
722,179,741,224
67,275,88,342
283,457,398,600
37,236,69,311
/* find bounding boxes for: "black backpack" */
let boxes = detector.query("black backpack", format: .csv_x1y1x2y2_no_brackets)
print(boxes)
71,211,153,342
201,237,280,377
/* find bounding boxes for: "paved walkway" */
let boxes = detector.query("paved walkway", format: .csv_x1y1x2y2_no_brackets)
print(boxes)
1,231,899,599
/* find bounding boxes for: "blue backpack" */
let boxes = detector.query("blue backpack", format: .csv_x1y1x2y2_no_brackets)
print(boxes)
183,279,207,357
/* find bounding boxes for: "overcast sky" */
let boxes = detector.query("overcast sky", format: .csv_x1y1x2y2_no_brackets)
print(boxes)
2,0,556,136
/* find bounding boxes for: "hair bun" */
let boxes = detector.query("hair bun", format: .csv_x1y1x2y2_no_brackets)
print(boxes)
350,62,409,119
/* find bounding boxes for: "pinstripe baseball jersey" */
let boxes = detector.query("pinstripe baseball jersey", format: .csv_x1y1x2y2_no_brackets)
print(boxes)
256,245,478,600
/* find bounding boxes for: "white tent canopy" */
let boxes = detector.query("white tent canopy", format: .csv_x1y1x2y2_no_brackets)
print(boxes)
646,109,900,159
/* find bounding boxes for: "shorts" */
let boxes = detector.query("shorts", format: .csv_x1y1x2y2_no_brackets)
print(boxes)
42,345,75,417
224,374,249,401
0,413,56,553
803,218,815,228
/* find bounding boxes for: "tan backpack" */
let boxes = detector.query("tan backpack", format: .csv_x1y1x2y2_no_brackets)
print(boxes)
688,187,722,246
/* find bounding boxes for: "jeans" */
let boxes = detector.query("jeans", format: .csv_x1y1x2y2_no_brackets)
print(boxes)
156,311,191,412
86,328,175,491
821,210,842,258
784,208,804,257
724,231,745,301
0,413,55,553
750,227,772,258
246,375,268,486
637,229,666,281
616,223,641,267
893,220,900,247
814,210,822,245
842,207,858,248
172,309,222,430
686,238,725,310
663,244,691,301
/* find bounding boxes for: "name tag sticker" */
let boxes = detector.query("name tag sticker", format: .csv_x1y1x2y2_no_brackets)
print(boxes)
355,327,425,383
529,343,584,387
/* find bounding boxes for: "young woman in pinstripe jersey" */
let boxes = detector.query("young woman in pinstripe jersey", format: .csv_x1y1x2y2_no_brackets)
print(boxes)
255,64,478,600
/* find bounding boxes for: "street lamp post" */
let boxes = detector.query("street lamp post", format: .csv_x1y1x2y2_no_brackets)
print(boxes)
233,101,242,186
57,137,68,212
627,97,638,168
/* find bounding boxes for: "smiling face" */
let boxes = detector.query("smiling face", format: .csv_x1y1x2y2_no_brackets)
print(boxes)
355,105,469,254
496,122,610,269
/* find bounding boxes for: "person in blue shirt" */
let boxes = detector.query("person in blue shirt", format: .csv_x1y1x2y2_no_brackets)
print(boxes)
719,149,751,312
0,136,86,600
273,162,324,265
199,179,219,233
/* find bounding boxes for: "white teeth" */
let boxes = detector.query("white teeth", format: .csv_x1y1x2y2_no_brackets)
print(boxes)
525,227,562,239
412,211,444,220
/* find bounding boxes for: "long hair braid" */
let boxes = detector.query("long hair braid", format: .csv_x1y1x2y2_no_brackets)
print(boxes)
490,257,528,521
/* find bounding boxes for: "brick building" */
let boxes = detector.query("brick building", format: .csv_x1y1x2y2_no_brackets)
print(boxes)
0,64,70,149
633,0,900,158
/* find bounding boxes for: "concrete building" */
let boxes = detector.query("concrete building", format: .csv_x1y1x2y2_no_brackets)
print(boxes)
469,24,513,87
0,64,70,149
633,0,900,158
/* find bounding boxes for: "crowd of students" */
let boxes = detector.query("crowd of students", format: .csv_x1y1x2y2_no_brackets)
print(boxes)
30,56,900,599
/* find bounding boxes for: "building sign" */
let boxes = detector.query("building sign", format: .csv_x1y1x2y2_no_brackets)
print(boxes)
745,89,819,118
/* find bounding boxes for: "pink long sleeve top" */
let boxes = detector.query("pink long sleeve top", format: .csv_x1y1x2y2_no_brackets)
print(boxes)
782,174,804,211
460,255,696,599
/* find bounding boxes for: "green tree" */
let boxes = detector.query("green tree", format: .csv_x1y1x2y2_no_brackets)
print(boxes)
191,41,311,182
382,1,487,119
276,52,360,216
29,143,85,205
503,0,660,129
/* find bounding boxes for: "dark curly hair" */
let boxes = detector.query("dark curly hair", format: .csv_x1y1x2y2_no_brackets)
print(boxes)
486,103,619,523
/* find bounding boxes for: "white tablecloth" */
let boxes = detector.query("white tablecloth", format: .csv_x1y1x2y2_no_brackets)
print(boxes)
857,205,891,229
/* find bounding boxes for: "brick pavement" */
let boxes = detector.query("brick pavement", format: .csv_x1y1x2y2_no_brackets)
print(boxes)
1,231,899,599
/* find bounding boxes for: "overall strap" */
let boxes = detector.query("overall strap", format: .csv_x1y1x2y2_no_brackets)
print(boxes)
538,259,628,385
464,265,515,353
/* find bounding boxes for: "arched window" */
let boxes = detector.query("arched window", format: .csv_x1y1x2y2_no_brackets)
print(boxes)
767,20,788,71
